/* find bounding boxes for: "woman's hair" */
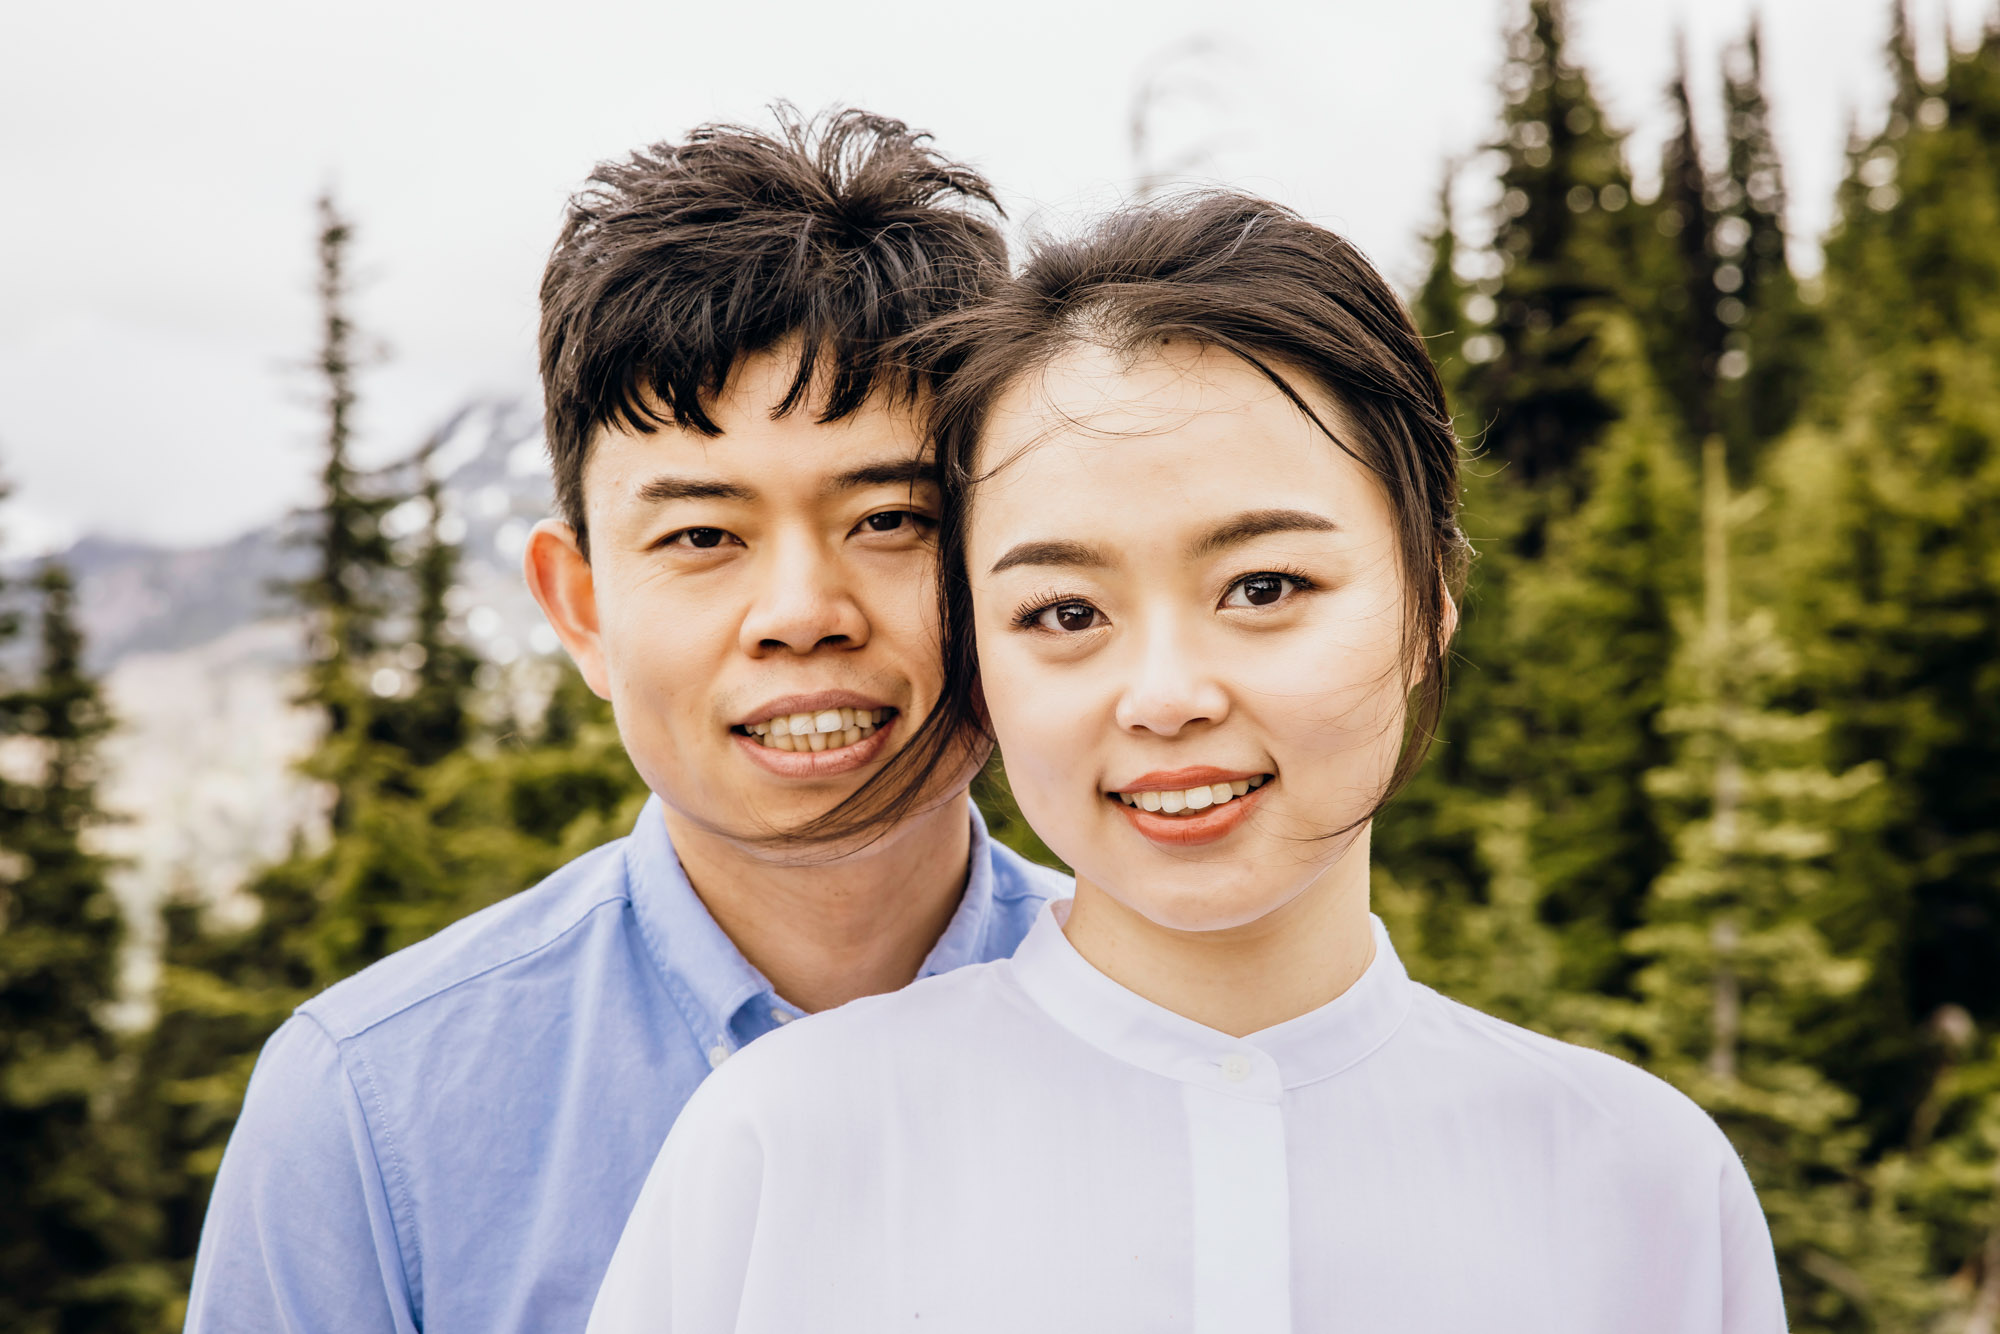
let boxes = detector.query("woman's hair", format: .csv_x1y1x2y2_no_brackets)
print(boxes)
805,191,1469,844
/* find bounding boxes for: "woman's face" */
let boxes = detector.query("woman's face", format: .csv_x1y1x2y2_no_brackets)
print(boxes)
967,339,1412,933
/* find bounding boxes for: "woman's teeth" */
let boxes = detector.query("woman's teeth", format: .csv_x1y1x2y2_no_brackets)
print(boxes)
744,707,892,752
1115,775,1269,814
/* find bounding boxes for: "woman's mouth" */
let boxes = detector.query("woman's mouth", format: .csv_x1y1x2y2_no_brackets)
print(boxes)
1106,773,1273,848
1110,773,1269,814
734,707,895,753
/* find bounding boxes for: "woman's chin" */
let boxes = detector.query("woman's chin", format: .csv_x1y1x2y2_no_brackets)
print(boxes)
1082,874,1303,938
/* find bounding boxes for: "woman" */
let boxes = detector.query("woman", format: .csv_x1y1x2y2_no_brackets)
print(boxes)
587,194,1786,1333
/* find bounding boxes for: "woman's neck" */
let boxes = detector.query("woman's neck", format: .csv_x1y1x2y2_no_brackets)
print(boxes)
1060,830,1377,1038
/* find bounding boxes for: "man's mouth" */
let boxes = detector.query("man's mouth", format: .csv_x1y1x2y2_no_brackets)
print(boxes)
1110,773,1270,815
734,707,897,754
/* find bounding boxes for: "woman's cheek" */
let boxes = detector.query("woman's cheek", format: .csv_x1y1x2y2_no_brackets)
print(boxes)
1247,620,1409,757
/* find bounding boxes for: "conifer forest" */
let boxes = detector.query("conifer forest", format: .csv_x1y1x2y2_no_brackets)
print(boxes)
6,2,2000,1328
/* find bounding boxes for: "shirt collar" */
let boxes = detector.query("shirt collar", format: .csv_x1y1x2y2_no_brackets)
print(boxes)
623,794,1005,1057
1007,899,1414,1103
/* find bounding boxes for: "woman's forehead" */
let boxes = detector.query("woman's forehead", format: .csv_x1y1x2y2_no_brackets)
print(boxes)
966,345,1393,559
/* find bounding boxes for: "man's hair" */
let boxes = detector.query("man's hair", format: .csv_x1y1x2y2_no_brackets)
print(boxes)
538,106,1008,554
814,192,1468,843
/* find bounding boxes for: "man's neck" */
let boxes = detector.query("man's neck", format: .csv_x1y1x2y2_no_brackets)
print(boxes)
662,794,975,1015
1062,829,1376,1038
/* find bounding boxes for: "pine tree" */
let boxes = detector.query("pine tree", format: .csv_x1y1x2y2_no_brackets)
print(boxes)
384,433,481,771
125,194,410,1316
1640,45,1726,450
1462,0,1636,487
0,561,148,1331
1494,320,1696,992
1411,161,1469,401
1713,18,1816,464
1380,3,1676,1006
294,192,400,831
1615,438,1933,1328
1763,14,2000,1147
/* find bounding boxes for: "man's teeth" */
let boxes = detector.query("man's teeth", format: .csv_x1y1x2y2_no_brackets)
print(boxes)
744,707,892,751
1116,775,1268,814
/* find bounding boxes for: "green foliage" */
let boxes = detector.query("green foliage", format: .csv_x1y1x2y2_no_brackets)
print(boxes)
1608,441,1931,1326
0,560,153,1330
1390,9,2000,1325
1461,0,1636,485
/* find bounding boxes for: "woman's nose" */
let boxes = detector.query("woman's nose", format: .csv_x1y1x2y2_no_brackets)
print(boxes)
1112,627,1229,738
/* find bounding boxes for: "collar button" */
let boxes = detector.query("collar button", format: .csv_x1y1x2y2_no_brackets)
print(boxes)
1219,1052,1254,1083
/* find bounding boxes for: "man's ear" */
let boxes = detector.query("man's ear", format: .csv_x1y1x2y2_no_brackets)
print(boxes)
523,519,611,700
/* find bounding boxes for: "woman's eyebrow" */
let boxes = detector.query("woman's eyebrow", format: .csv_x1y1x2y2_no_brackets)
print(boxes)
989,539,1110,576
1186,508,1339,559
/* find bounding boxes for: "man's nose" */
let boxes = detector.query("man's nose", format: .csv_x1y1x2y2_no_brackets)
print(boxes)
738,533,870,656
1112,618,1229,737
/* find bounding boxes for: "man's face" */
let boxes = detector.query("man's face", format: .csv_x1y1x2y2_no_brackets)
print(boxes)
526,348,944,847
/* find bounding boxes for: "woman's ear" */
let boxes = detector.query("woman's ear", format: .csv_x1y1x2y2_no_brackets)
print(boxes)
1438,579,1461,651
1407,576,1461,688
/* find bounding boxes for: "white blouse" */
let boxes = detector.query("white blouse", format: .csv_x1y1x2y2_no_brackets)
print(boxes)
590,903,1787,1333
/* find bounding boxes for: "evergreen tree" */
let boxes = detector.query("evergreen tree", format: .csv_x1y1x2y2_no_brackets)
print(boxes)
1618,438,1932,1329
1640,46,1726,450
1411,161,1468,401
1714,18,1815,464
1765,14,2000,1145
1462,0,1635,487
293,192,400,832
382,432,481,770
0,560,147,1331
1381,4,1677,1007
1493,320,1696,992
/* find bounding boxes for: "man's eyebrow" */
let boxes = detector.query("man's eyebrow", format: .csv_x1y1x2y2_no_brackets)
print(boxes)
636,476,758,504
821,457,935,498
1187,508,1339,559
989,539,1112,576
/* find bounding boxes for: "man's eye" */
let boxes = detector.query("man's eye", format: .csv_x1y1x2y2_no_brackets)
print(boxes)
1034,602,1103,633
859,510,931,535
1222,574,1303,609
666,527,734,550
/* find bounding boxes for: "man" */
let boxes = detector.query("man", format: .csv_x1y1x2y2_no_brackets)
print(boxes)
185,109,1068,1333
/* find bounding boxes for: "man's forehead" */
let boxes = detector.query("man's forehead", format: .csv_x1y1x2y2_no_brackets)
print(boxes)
584,422,934,506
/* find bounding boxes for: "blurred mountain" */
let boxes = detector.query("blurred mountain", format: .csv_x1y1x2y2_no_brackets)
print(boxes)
10,398,563,974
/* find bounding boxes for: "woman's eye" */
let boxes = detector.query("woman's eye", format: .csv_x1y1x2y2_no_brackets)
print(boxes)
665,527,735,550
1223,574,1299,609
1034,601,1103,633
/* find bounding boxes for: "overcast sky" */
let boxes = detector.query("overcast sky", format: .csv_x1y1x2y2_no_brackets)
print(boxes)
0,0,1986,553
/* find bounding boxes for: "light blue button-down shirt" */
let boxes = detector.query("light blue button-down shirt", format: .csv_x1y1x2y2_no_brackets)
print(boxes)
185,796,1069,1333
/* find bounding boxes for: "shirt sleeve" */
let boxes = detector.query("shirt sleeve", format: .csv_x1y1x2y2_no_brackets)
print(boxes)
587,1078,768,1334
184,1014,417,1334
1718,1151,1789,1333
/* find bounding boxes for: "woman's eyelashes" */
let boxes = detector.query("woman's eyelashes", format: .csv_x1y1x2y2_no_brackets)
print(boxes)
1013,570,1319,634
1221,570,1316,609
1017,597,1105,634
